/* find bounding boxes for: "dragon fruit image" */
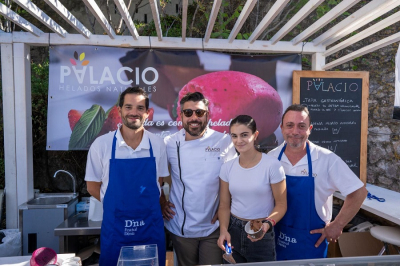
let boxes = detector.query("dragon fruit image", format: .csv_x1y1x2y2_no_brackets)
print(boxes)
176,71,283,140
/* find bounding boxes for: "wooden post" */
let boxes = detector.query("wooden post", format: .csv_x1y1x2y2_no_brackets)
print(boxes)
312,52,325,71
1,43,18,228
13,43,34,215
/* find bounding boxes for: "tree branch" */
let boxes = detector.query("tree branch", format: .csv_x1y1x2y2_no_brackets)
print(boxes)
260,0,296,40
116,0,133,34
189,0,201,37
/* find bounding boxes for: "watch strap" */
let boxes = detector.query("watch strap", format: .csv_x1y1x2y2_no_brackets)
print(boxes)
261,219,273,232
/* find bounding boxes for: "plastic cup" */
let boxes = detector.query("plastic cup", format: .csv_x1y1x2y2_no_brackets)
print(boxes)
245,221,264,239
30,247,57,266
117,244,158,266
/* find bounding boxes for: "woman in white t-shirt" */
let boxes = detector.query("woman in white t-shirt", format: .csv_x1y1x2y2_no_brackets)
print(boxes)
217,115,287,263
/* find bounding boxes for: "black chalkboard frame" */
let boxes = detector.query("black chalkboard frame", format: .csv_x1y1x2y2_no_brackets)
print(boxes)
292,71,369,184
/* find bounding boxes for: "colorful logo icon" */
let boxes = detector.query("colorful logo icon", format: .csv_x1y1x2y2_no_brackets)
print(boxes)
70,51,89,66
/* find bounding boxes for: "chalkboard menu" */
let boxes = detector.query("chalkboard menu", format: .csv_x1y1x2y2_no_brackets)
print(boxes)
293,71,368,183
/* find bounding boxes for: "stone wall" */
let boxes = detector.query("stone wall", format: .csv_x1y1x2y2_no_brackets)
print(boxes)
330,40,400,192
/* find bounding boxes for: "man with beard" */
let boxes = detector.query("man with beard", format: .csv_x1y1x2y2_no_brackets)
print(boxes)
85,87,169,266
162,92,236,266
268,104,367,260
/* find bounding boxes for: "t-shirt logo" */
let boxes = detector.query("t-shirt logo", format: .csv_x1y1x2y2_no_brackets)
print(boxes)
301,169,317,177
205,146,220,152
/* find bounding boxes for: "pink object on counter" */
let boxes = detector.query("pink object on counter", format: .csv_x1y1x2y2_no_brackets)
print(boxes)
30,247,57,266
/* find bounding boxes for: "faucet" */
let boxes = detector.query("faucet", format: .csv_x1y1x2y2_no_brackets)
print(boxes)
53,170,77,196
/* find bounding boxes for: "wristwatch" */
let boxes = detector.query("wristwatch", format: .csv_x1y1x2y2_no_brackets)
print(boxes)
261,220,273,232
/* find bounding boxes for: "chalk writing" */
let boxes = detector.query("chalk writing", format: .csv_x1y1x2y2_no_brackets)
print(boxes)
300,77,362,177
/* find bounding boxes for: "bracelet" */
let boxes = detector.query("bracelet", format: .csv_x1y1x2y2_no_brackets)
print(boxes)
261,220,273,232
266,217,276,226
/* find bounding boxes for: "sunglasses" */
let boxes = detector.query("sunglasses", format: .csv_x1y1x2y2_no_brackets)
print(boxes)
181,109,208,118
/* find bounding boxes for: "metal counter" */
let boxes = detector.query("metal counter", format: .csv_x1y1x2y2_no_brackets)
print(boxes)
54,212,101,253
228,255,400,265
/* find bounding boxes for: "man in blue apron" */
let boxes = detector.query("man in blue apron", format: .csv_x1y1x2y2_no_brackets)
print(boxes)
85,87,169,266
269,104,367,260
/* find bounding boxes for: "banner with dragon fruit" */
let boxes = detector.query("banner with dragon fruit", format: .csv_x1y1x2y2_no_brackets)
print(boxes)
47,46,301,150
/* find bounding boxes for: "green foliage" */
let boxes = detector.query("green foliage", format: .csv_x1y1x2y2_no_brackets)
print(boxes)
137,14,183,37
31,60,49,146
315,0,338,19
31,60,49,94
210,0,251,40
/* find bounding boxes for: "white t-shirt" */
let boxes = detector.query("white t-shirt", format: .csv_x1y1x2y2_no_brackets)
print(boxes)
268,141,364,223
164,128,237,237
219,153,286,219
85,127,169,202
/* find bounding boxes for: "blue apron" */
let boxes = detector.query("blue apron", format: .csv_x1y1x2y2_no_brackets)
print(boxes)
99,131,166,266
275,143,328,260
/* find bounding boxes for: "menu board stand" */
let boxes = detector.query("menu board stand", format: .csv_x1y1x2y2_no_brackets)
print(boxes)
293,71,368,184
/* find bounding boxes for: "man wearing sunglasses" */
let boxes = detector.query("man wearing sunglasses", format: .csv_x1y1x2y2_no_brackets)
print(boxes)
162,92,236,266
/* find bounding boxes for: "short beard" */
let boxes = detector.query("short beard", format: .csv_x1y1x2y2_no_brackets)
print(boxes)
183,121,207,137
123,116,144,130
287,142,303,148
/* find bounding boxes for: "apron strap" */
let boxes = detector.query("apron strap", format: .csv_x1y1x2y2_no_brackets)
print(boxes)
112,131,118,159
306,142,313,178
278,143,286,161
149,139,154,158
278,142,313,178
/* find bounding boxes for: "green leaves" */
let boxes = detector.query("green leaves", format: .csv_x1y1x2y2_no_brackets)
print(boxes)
68,104,106,150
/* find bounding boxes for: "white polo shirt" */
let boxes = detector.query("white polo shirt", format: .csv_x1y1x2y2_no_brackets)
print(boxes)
268,141,364,223
164,128,237,237
85,126,169,202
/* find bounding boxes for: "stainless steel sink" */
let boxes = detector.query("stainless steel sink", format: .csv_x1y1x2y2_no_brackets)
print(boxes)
21,193,79,209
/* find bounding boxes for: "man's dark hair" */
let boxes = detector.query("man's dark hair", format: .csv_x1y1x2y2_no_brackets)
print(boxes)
230,115,257,134
119,86,149,110
179,92,209,111
281,104,311,124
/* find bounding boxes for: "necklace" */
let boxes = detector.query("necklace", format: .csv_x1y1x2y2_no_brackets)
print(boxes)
240,152,259,168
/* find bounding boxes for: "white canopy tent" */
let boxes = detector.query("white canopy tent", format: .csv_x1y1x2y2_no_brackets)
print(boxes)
0,0,400,228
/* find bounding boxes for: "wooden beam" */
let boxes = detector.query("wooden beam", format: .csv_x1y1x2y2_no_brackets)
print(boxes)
313,0,399,46
114,0,139,40
13,0,67,37
323,31,400,70
0,3,43,37
149,0,162,41
43,0,91,39
82,0,116,39
182,0,188,41
16,33,318,53
324,10,400,56
270,0,325,44
204,0,222,43
248,0,290,44
228,0,257,43
292,0,361,45
1,43,18,228
0,32,12,43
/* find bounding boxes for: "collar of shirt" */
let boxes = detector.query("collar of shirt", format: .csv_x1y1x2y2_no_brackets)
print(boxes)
115,125,150,151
